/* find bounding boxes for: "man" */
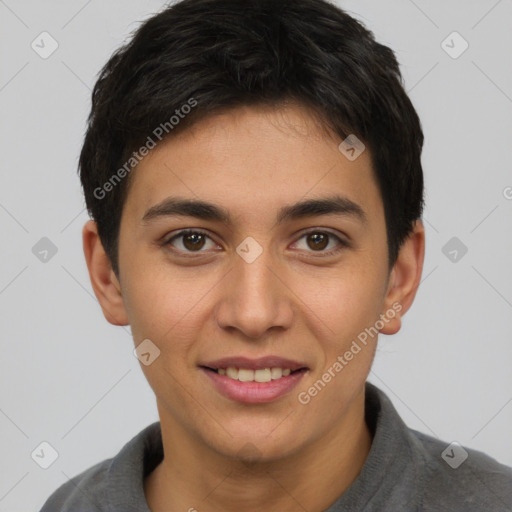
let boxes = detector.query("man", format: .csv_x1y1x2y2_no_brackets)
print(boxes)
40,0,512,510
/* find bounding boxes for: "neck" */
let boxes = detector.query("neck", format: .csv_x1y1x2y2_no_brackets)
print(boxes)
145,388,372,512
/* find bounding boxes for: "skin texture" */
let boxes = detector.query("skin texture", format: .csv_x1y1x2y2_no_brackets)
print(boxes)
83,103,425,512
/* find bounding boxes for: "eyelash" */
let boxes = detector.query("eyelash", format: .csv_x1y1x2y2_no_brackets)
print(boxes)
162,228,349,257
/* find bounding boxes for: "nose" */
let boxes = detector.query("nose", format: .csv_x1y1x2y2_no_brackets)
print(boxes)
214,244,294,340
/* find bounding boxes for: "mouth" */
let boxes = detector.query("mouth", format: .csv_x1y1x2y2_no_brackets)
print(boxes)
198,356,309,403
200,366,306,382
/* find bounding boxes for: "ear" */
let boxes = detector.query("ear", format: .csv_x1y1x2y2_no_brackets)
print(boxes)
82,219,129,326
379,219,425,335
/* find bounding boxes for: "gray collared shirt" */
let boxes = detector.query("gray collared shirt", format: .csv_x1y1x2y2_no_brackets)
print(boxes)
39,383,512,511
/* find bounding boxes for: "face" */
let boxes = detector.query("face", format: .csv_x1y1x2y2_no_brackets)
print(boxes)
94,103,410,461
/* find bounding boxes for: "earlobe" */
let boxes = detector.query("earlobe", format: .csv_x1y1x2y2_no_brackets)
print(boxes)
379,220,425,335
82,220,129,326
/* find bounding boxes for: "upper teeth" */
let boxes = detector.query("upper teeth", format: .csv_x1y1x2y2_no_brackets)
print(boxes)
217,367,292,382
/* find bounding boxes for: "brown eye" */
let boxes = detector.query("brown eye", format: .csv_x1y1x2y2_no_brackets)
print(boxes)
164,230,217,254
182,232,206,251
294,230,348,255
306,232,329,251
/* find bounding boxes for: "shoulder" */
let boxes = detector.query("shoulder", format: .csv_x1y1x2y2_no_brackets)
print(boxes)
39,458,111,511
39,422,162,512
409,428,512,511
363,383,512,512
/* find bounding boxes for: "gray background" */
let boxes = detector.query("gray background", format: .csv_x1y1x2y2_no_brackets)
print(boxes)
1,0,511,510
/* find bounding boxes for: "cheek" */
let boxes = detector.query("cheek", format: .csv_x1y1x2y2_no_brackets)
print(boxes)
121,257,217,352
293,271,382,422
292,260,386,343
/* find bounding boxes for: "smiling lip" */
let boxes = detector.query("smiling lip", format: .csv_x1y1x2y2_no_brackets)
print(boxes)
199,356,309,404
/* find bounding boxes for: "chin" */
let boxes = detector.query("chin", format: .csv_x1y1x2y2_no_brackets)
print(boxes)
204,425,307,463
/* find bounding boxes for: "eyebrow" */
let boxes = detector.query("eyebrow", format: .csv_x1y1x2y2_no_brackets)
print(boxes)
141,195,367,226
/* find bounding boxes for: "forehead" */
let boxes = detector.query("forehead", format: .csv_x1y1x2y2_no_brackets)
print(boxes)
122,103,383,228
